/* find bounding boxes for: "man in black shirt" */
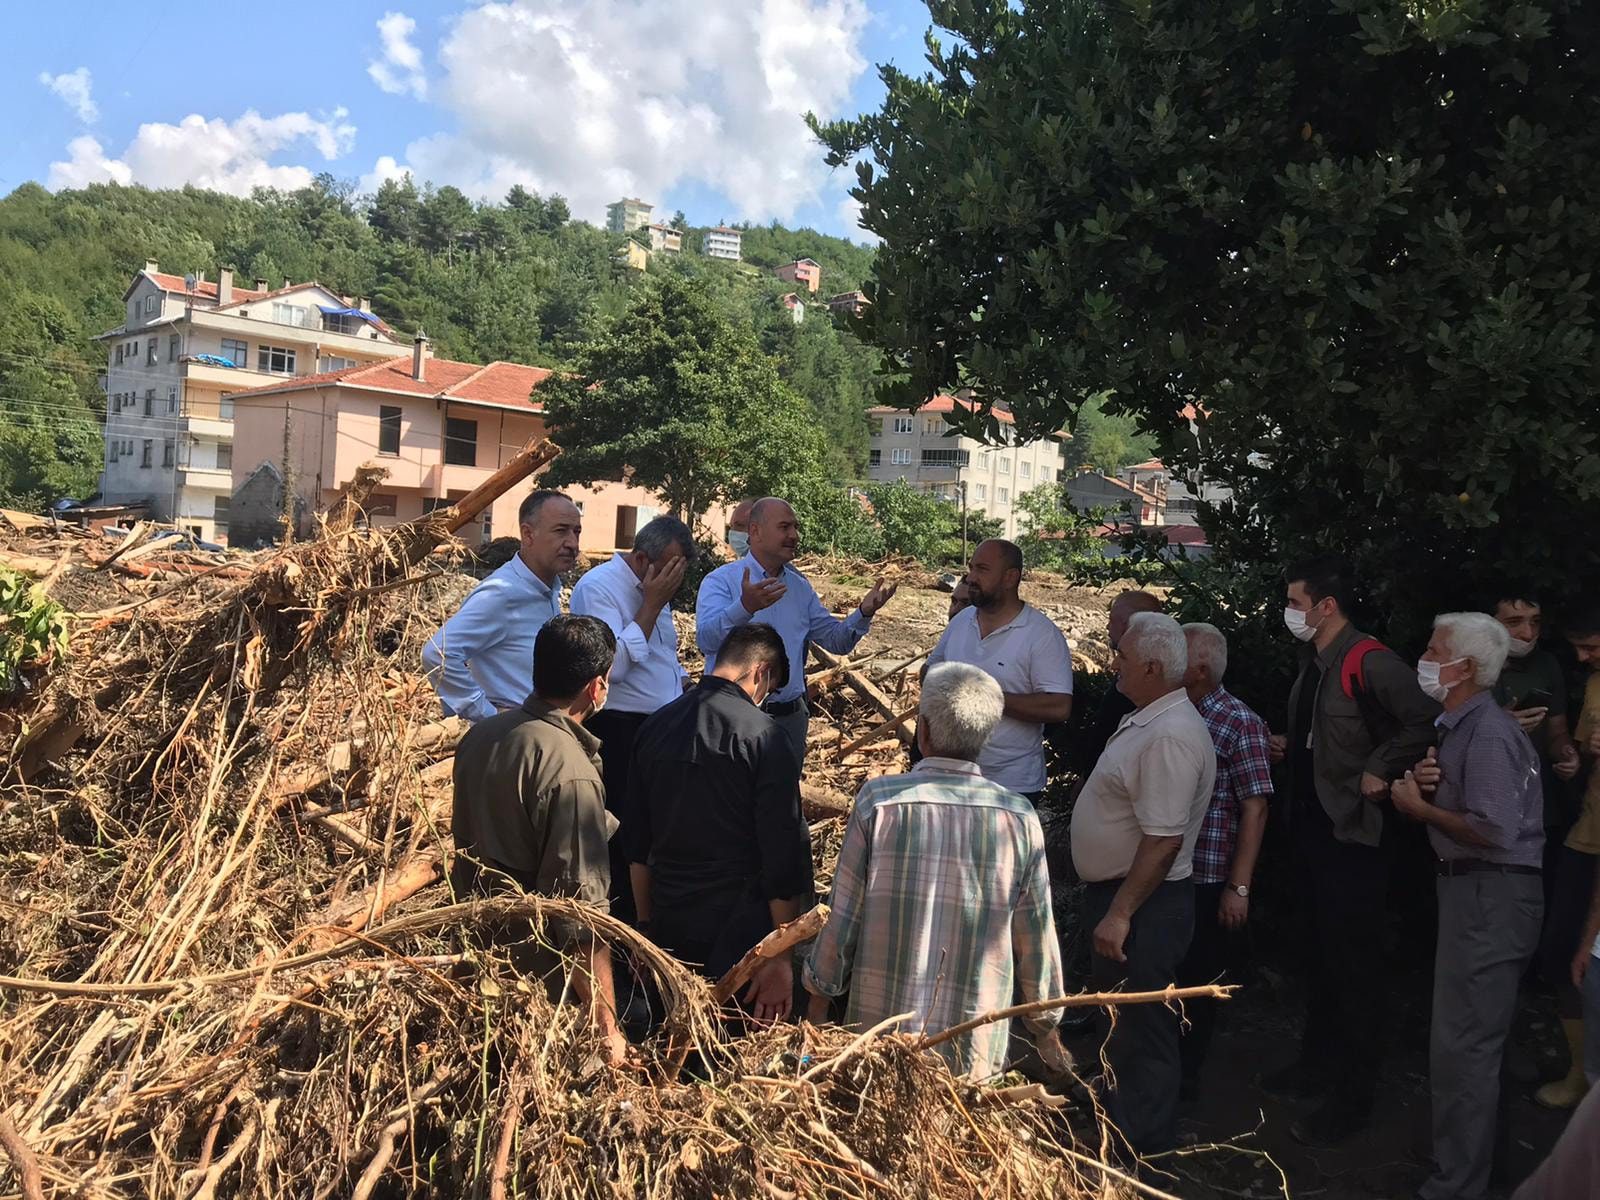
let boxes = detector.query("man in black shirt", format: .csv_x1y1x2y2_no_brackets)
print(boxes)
625,623,814,1020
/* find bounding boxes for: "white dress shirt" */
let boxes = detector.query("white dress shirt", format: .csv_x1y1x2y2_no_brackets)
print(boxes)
569,553,687,714
695,553,871,704
421,553,562,722
927,604,1074,793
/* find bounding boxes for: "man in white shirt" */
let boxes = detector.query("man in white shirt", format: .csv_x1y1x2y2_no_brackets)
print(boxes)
926,539,1073,800
696,496,897,763
569,514,693,920
422,490,580,723
1070,611,1216,1156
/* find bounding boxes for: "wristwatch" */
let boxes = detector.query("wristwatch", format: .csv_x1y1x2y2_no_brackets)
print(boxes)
1230,884,1250,899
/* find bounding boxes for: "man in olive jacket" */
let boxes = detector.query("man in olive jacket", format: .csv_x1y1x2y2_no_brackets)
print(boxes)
1263,556,1440,1146
451,614,626,1066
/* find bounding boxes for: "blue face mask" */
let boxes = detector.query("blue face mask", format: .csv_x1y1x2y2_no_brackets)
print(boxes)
728,530,750,556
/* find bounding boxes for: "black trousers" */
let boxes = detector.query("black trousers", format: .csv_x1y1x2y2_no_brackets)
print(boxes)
586,708,651,925
1083,877,1195,1155
1540,844,1598,1017
1176,881,1244,1090
1294,798,1392,1116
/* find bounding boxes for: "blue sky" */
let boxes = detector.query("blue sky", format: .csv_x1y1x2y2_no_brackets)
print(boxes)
2,0,938,242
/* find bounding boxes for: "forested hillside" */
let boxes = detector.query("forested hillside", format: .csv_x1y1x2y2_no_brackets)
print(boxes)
0,176,881,507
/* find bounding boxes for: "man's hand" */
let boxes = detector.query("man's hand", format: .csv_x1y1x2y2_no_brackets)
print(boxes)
1575,944,1596,991
641,556,688,609
743,956,794,1023
1267,734,1287,765
1034,1028,1075,1077
1413,746,1442,795
740,567,787,615
1509,705,1549,734
601,1026,630,1068
1092,912,1132,963
858,578,899,619
1555,743,1581,781
1218,889,1249,931
1391,771,1430,821
1359,770,1390,802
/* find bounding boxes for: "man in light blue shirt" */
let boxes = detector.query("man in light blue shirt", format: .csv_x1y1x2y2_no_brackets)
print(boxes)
570,514,693,920
696,496,897,762
422,490,581,722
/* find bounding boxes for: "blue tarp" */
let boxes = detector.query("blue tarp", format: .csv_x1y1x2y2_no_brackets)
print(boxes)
190,353,239,368
318,305,380,324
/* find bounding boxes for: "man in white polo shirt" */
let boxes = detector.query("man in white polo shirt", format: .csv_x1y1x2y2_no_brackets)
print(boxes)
1071,611,1216,1156
926,539,1073,801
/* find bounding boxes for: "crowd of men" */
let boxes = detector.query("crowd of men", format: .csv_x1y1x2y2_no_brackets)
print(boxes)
423,488,1600,1196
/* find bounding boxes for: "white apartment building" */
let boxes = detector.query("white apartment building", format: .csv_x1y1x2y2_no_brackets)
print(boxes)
646,223,682,253
607,197,653,233
97,261,403,543
703,226,743,261
866,396,1070,538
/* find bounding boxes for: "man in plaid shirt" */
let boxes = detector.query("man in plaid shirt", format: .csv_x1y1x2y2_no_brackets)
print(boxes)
1176,623,1274,1102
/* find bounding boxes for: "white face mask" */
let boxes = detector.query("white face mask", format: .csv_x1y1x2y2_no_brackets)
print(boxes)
1416,657,1465,703
1506,636,1536,659
728,530,750,556
1283,606,1317,643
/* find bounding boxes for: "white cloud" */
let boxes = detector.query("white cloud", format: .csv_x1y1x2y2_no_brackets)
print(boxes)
46,109,357,196
837,193,878,245
39,67,98,123
368,12,428,99
366,0,869,223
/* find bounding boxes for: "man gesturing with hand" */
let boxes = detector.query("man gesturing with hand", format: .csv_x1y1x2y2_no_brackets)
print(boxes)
696,497,897,764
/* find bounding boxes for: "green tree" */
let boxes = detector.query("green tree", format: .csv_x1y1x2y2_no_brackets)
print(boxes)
0,291,102,508
540,273,833,532
817,0,1600,636
1012,483,1108,572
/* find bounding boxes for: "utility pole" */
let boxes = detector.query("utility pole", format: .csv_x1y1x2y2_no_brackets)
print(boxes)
959,466,969,562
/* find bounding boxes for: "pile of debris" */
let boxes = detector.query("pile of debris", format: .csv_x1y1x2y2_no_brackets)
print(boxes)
1,444,1199,1199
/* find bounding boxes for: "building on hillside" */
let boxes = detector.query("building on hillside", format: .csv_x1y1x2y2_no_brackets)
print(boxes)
606,197,653,233
774,258,821,293
1118,456,1231,527
828,290,868,317
779,292,805,324
1064,469,1165,526
226,336,675,555
865,396,1070,539
646,223,682,253
617,240,651,271
96,261,404,543
703,226,743,261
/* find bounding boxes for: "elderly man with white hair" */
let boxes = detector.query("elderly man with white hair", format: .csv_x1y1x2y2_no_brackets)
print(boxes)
803,662,1070,1079
1392,612,1544,1200
1071,611,1217,1155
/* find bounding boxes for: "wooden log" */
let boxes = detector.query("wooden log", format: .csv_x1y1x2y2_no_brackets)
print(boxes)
311,852,444,949
323,463,392,537
395,437,561,567
711,905,830,1004
811,647,913,745
799,782,852,820
836,702,919,760
0,1111,45,1200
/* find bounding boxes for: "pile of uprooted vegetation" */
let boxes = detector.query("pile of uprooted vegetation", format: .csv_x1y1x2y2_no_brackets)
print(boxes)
0,444,1211,1199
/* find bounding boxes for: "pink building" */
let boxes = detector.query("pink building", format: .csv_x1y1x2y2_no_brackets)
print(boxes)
774,259,821,294
226,337,678,552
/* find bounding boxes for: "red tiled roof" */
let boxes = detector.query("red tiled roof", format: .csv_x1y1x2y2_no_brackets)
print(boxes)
142,272,268,303
1164,525,1210,546
225,353,555,412
1126,458,1166,472
867,395,1017,425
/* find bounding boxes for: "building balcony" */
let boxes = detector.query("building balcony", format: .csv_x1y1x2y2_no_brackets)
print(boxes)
183,413,232,440
179,466,234,491
920,449,971,467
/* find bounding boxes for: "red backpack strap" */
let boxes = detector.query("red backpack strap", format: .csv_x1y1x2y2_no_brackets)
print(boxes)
1341,637,1388,700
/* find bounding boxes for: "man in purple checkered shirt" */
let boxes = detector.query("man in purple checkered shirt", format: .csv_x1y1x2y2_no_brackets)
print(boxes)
1175,623,1274,1102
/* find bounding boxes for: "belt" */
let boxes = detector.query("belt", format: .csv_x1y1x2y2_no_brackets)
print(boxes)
763,697,805,717
1435,859,1541,878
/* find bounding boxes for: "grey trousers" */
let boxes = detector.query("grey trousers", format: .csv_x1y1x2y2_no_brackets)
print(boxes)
769,700,809,769
1423,871,1543,1200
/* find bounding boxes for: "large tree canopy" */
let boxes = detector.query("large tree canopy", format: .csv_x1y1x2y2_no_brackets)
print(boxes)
819,0,1600,630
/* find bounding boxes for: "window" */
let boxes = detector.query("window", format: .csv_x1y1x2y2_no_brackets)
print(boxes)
257,345,296,374
272,302,311,328
323,312,361,336
321,356,355,373
129,302,139,324
998,457,1011,475
923,416,943,435
168,387,177,413
144,389,155,416
220,397,235,420
997,487,1010,503
109,443,119,463
169,334,180,362
213,497,230,534
920,448,970,467
974,483,987,500
147,337,159,365
366,494,399,517
422,497,450,514
216,442,232,470
892,416,913,434
444,417,478,467
220,338,247,368
162,439,174,468
378,406,402,456
115,345,123,365
143,295,157,316
1020,461,1032,479
1040,466,1052,482
868,449,881,467
140,440,153,468
890,447,912,465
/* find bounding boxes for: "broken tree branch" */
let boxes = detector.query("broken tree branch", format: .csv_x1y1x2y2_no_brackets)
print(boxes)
917,984,1236,1053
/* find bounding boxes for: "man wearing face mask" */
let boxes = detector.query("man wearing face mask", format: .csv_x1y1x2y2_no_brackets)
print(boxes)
1390,613,1543,1200
625,623,814,1020
1263,555,1440,1147
726,497,756,558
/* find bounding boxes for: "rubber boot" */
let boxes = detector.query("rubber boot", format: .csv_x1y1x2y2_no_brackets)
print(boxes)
1534,1019,1590,1110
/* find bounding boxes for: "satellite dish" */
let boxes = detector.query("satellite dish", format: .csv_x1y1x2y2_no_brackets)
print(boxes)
183,273,197,293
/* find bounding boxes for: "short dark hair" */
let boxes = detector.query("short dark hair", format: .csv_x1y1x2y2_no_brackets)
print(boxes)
633,515,693,561
533,615,616,699
1563,604,1600,640
718,624,790,691
994,539,1023,576
1485,588,1541,614
1285,554,1356,614
518,489,570,526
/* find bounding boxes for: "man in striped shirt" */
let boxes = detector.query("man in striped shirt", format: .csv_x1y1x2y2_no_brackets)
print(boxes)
803,662,1069,1078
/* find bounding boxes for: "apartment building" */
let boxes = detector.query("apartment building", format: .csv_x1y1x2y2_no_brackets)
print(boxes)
829,290,868,317
645,223,682,253
779,293,805,324
774,258,820,293
97,261,403,542
703,226,743,261
606,197,653,233
866,396,1070,538
226,336,674,554
1119,456,1232,527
